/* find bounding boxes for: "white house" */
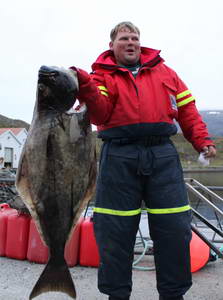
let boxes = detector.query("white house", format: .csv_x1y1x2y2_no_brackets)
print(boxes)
0,128,28,169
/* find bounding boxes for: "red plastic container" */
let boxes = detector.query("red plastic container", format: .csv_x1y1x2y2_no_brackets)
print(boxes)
190,231,210,273
79,217,100,267
5,213,31,260
27,217,83,267
27,218,49,264
65,216,84,267
0,203,17,256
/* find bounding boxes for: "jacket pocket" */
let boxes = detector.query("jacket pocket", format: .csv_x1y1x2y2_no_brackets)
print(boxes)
108,142,138,159
151,142,178,158
151,143,183,183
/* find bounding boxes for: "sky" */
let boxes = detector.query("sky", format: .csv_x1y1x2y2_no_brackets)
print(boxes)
1,0,223,123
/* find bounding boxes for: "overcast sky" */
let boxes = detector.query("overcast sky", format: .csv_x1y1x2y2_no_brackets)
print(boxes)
1,0,223,123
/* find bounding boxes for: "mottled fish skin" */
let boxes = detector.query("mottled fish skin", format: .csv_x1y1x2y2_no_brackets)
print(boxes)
16,66,97,299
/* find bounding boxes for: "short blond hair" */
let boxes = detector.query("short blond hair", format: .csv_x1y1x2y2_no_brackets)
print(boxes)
110,21,140,42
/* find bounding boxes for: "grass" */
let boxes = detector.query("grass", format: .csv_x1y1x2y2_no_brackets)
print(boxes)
171,134,223,168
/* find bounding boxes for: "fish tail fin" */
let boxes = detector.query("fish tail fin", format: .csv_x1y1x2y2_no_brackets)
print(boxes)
29,257,76,299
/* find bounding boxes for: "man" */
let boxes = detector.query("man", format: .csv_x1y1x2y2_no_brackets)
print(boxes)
71,21,216,300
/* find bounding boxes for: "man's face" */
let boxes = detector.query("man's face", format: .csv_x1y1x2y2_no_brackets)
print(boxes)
109,27,141,66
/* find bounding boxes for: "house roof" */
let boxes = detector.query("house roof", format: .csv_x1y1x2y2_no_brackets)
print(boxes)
0,128,25,136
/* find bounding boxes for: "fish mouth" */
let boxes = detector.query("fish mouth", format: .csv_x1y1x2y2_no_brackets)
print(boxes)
38,65,59,84
39,65,59,76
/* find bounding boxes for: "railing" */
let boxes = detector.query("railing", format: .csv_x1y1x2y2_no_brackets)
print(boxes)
185,178,223,258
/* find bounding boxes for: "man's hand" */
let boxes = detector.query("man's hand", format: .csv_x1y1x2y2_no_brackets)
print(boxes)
69,67,90,85
201,145,216,158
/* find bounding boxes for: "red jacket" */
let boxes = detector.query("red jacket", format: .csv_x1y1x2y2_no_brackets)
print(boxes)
72,47,214,152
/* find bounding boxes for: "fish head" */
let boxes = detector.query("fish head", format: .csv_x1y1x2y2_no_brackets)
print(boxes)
37,65,79,115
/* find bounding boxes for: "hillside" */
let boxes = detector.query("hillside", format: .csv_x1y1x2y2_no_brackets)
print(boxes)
199,111,223,137
176,110,223,137
171,134,223,167
0,114,30,131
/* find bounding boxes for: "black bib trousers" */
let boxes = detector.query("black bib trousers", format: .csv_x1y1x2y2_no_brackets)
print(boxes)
93,138,192,299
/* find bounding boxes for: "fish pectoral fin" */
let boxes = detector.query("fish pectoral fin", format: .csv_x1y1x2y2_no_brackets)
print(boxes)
29,257,76,299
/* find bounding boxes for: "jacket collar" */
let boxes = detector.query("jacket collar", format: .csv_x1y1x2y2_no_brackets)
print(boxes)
91,47,164,72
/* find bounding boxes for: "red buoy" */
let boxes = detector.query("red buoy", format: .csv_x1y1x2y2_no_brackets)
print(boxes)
79,217,100,267
190,231,210,273
0,203,17,256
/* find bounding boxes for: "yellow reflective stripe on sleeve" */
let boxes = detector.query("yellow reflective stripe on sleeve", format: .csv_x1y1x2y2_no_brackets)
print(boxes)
100,91,108,97
93,207,142,216
176,90,191,100
177,96,195,107
98,85,108,92
146,205,191,214
97,85,109,97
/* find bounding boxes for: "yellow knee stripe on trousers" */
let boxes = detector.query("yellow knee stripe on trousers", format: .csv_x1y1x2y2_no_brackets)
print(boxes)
93,205,190,216
146,205,191,214
93,207,142,216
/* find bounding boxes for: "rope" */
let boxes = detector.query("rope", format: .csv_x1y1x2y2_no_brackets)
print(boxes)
133,230,155,271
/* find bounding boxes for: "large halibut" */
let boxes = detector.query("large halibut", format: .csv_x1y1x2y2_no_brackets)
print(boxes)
16,66,97,299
